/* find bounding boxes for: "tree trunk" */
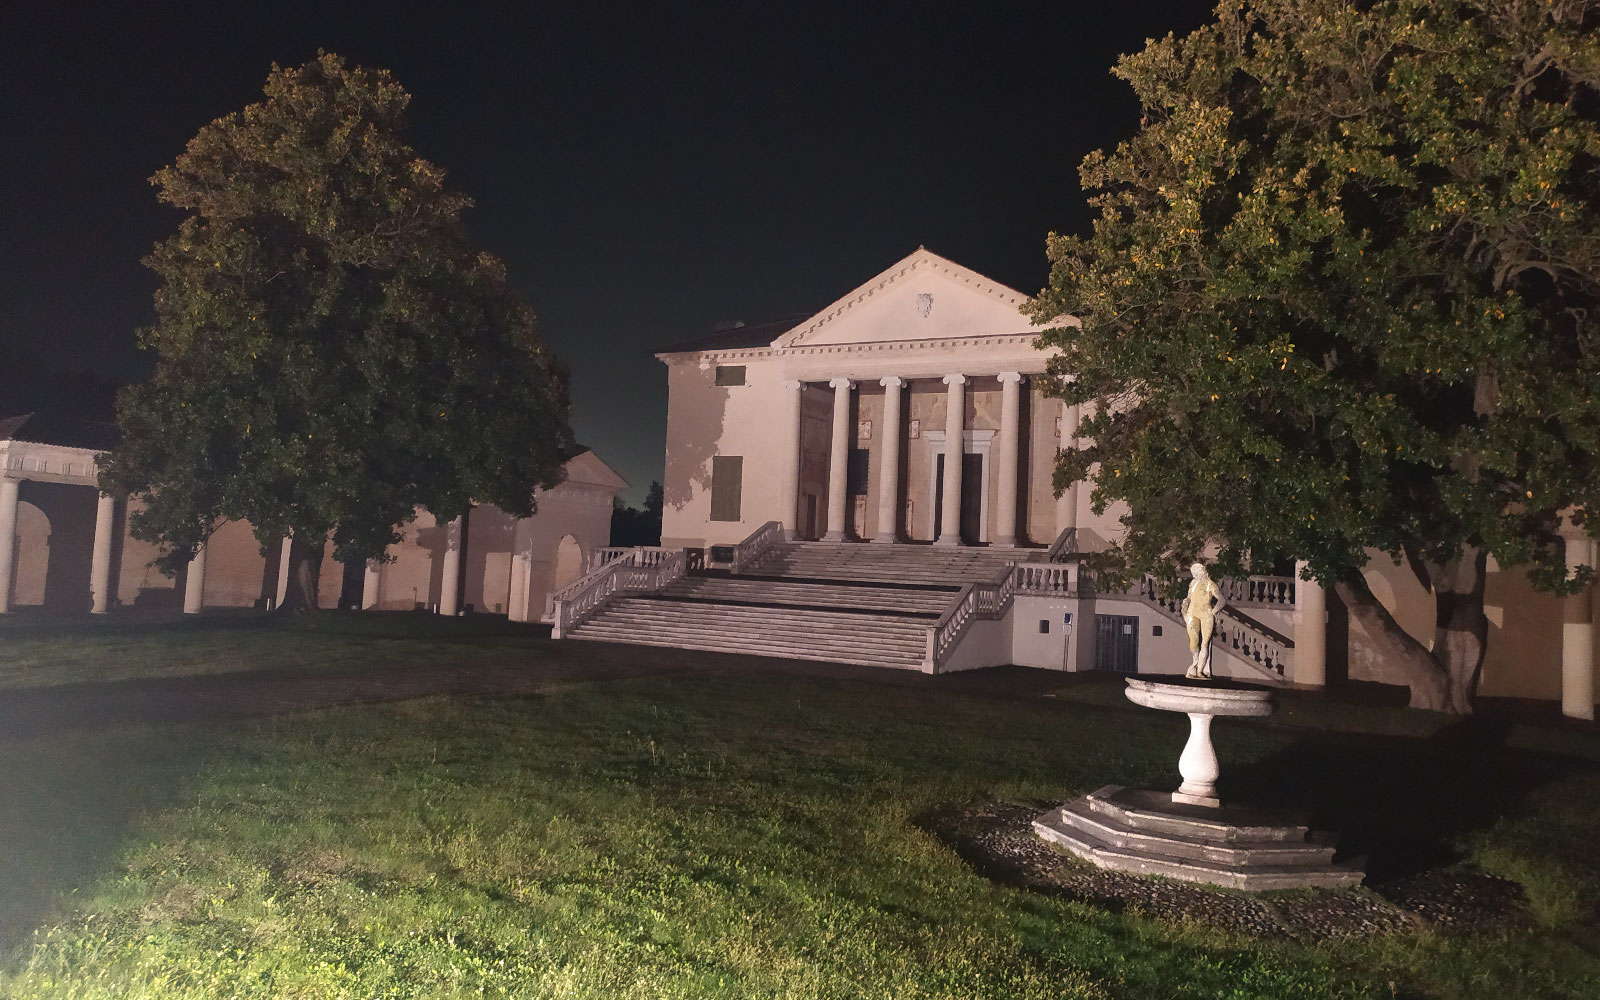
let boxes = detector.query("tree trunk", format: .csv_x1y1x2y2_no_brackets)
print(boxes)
1333,574,1453,711
277,535,323,613
1425,547,1489,715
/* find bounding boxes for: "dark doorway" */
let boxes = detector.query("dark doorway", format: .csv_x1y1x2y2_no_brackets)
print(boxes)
804,493,820,540
1095,614,1141,673
934,452,987,544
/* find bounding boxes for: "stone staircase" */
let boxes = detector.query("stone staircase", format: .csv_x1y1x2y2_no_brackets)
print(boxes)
746,541,1038,585
564,541,1031,669
1034,785,1363,891
567,593,934,668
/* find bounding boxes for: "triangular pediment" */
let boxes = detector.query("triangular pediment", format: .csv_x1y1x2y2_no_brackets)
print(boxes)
560,449,629,492
775,248,1045,349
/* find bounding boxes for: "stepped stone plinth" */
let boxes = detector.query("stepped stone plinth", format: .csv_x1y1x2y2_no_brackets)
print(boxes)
1033,677,1364,891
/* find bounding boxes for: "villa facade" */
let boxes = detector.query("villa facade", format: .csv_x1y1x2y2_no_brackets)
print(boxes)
630,248,1598,717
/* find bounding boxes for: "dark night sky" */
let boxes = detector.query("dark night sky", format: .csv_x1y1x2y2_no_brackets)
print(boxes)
2,0,1215,501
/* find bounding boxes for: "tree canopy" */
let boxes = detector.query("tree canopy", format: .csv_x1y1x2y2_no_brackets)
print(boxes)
1029,0,1600,710
101,52,573,607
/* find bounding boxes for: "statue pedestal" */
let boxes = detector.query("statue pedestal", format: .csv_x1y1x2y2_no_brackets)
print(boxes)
1123,677,1273,808
1033,677,1363,890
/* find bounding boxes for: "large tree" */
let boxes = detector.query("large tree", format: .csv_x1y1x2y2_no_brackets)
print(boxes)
1030,0,1600,711
101,53,573,610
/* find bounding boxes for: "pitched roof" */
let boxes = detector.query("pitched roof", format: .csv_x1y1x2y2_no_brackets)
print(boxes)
656,315,812,355
0,411,119,450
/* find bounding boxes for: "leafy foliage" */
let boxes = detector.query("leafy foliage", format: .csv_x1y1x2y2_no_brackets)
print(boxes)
1031,0,1600,597
102,53,572,574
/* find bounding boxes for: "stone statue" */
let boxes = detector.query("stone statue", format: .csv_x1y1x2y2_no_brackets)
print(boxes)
1180,561,1225,679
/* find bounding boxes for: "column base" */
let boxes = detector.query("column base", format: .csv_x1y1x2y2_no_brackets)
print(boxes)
992,535,1017,548
820,530,848,542
933,536,964,548
871,534,899,544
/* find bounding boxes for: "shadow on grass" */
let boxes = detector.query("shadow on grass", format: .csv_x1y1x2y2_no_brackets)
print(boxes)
0,726,205,955
1225,715,1579,880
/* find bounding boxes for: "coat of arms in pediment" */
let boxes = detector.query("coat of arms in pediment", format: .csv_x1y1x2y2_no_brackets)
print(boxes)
915,292,933,318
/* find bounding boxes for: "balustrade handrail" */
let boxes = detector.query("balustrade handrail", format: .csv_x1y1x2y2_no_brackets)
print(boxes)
1010,562,1082,597
1219,573,1297,609
730,520,785,575
1119,573,1293,680
1045,526,1078,563
923,566,1020,672
552,547,687,638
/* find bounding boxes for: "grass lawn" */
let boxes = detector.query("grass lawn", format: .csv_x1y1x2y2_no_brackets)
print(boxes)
1,614,1598,999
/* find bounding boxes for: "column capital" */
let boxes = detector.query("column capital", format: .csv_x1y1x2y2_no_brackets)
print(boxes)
879,376,905,389
828,377,854,390
942,374,967,386
997,371,1025,385
782,379,804,391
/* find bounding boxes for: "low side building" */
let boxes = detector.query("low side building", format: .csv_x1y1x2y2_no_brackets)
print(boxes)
0,411,625,623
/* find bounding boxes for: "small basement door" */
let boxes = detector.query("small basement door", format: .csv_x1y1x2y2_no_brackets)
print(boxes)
1094,614,1140,673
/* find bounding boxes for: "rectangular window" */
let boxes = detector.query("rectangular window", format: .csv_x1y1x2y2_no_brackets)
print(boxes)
714,365,747,386
710,456,743,521
847,448,870,496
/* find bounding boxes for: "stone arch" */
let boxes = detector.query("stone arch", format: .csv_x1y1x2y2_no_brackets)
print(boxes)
552,534,585,593
11,482,96,612
11,499,50,607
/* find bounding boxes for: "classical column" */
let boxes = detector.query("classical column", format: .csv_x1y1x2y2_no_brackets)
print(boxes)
1294,560,1327,688
995,372,1024,547
873,377,905,543
362,559,382,611
936,374,967,547
0,478,18,613
822,378,853,542
182,542,207,615
90,492,116,613
508,518,533,621
275,535,292,608
1563,535,1596,720
439,514,464,615
1056,399,1081,540
781,380,804,540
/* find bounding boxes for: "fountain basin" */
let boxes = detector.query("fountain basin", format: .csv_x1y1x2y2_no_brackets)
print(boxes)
1125,676,1273,808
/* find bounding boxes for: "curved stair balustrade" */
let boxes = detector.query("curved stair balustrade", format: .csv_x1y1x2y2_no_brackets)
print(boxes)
923,568,1019,673
1011,562,1082,597
1219,574,1296,610
552,548,687,639
730,521,785,575
1125,574,1293,682
588,546,675,573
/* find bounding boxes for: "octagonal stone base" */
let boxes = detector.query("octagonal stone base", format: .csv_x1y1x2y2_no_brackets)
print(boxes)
1034,785,1365,892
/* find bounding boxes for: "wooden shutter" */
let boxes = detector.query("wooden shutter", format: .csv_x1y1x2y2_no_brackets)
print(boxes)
710,456,743,521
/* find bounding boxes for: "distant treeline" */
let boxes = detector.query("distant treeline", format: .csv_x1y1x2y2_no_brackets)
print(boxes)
611,480,663,547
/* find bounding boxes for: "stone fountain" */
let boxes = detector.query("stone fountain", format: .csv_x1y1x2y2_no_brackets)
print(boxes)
1034,564,1364,891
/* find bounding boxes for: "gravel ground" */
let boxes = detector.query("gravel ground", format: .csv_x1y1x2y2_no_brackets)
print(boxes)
928,800,1530,940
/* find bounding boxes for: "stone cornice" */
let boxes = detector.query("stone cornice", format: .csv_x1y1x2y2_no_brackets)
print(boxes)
0,440,102,486
658,332,1051,366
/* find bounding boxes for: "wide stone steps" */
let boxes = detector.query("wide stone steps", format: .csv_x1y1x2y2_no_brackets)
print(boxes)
569,597,928,669
1033,785,1363,892
750,542,1037,585
662,576,955,616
